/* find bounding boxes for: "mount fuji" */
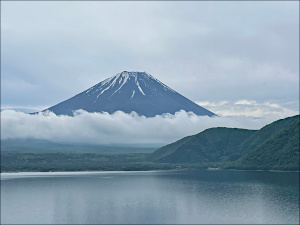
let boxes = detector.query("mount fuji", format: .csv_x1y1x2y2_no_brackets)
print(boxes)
42,71,216,117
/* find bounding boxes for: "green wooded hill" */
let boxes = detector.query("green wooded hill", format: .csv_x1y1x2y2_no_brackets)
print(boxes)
148,128,256,163
149,115,299,170
232,116,299,170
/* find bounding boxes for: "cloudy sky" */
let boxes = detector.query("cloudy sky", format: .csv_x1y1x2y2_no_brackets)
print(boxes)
2,1,299,115
1,1,299,144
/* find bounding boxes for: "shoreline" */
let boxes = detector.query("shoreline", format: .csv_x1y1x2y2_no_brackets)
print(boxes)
1,167,299,174
225,168,300,173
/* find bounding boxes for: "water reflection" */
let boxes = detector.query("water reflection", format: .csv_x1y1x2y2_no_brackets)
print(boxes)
1,170,299,224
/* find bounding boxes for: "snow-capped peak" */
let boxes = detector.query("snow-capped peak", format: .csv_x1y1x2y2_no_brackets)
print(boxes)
84,71,178,100
43,70,216,117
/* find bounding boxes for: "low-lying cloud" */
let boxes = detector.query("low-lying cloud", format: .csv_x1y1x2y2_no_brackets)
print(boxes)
1,110,297,145
196,100,298,117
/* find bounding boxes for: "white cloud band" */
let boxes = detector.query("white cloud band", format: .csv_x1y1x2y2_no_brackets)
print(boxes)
1,109,297,145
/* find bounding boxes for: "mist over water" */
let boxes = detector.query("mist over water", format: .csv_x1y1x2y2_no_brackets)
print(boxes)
1,170,299,224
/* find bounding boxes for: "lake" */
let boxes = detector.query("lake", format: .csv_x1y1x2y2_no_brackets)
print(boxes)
1,170,299,224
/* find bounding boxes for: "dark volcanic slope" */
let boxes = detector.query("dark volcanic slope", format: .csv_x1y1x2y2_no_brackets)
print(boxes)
43,71,216,117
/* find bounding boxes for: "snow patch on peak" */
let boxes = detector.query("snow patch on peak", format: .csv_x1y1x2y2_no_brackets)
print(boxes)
90,71,176,100
109,73,130,98
130,90,135,99
100,74,117,86
96,74,120,98
120,71,150,79
85,87,94,94
120,71,130,78
134,76,146,96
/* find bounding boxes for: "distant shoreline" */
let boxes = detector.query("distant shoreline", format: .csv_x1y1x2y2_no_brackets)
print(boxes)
1,168,299,174
225,169,300,173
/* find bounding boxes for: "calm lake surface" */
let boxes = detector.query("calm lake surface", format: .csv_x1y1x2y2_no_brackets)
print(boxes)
1,170,299,224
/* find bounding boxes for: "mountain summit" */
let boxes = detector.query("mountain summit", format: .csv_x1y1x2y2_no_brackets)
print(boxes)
43,71,216,117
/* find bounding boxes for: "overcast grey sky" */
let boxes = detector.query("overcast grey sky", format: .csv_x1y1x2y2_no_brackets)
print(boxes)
1,1,299,116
